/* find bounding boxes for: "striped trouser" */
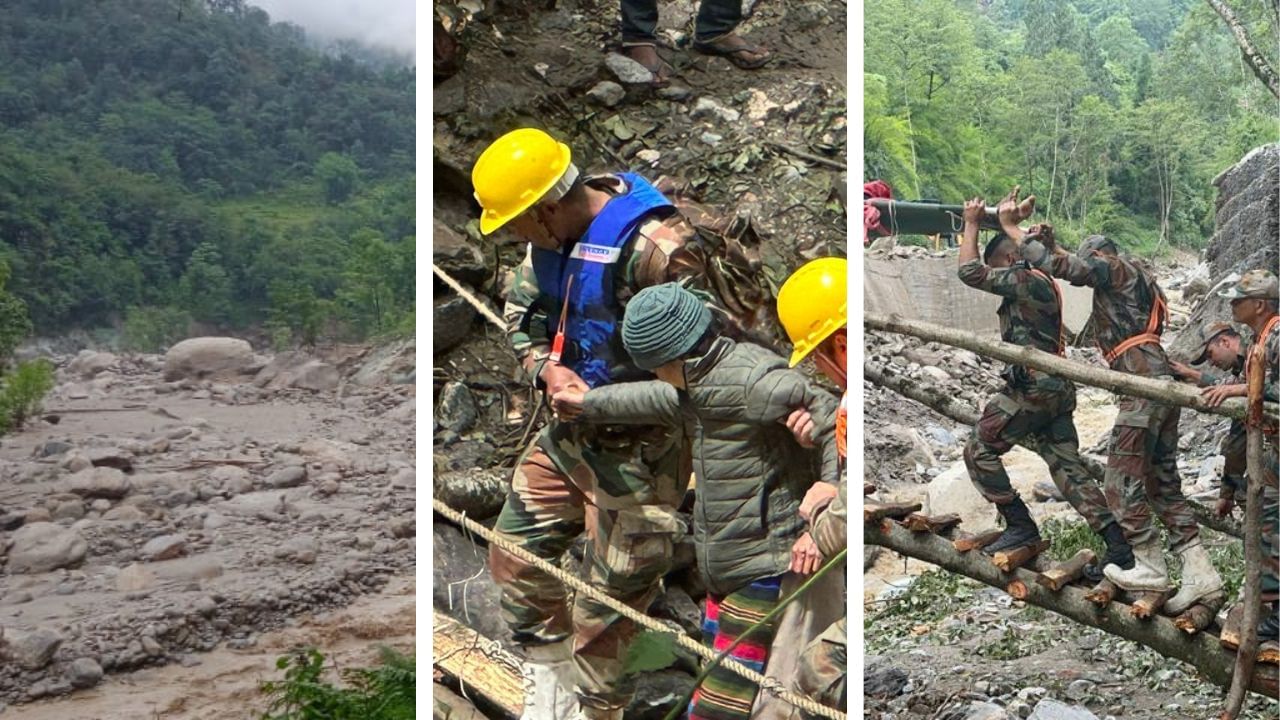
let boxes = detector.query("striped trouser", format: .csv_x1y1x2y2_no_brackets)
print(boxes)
689,576,784,720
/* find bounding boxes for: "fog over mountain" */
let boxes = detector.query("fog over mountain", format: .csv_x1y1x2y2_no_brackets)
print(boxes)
251,0,414,55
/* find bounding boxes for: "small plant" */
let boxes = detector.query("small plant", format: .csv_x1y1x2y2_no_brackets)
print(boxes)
0,360,54,434
260,646,414,720
1040,517,1104,562
121,305,192,353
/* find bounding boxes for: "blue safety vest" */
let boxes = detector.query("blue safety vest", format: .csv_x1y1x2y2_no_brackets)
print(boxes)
531,173,674,388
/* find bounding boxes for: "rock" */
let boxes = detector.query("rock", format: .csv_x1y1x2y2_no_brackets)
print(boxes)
210,465,253,495
656,84,691,101
277,536,319,564
68,350,117,378
692,96,740,123
927,464,995,529
7,523,87,573
163,337,255,381
24,507,53,524
623,669,697,719
434,295,476,355
864,655,909,699
35,440,74,458
1028,699,1099,720
117,563,157,592
1032,480,1064,503
140,534,187,561
85,446,134,471
60,451,92,473
881,423,936,468
67,467,132,499
103,505,146,523
586,80,626,107
920,366,951,383
604,52,654,84
202,511,228,530
254,352,340,392
389,516,414,539
3,628,64,671
266,465,308,488
1065,679,1094,702
351,338,416,386
141,636,163,656
66,657,104,689
945,701,1010,720
433,219,490,287
53,499,86,521
435,382,478,434
699,132,723,146
433,522,509,642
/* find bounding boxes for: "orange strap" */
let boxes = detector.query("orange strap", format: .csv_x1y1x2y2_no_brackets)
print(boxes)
835,392,847,461
1030,269,1065,356
1103,291,1168,366
548,275,574,363
1246,315,1278,434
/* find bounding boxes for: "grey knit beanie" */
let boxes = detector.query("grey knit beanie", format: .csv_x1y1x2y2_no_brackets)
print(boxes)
622,282,713,371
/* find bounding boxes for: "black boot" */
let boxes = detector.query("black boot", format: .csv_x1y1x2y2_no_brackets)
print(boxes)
1085,523,1134,583
1259,601,1279,642
985,497,1041,555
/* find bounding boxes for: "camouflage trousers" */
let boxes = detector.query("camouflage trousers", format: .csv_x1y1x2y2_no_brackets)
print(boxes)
794,616,846,719
1103,393,1198,551
1262,435,1278,601
488,420,688,714
1221,419,1247,501
963,382,1115,532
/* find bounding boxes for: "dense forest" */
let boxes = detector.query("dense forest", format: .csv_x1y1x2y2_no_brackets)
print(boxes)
865,0,1278,253
0,0,414,348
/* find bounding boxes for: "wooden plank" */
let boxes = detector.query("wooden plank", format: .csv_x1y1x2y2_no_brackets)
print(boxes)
1036,549,1096,592
992,540,1051,572
953,529,1003,553
902,513,962,535
433,610,524,718
864,501,922,523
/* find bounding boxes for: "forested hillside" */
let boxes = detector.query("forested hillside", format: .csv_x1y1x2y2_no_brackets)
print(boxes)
0,0,414,347
865,0,1278,253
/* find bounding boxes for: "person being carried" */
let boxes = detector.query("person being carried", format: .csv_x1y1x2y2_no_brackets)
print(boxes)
1171,321,1249,517
954,190,1130,576
1196,270,1279,649
553,282,840,720
1021,227,1223,614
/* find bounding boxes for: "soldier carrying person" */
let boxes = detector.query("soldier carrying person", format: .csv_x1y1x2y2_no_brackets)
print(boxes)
954,189,1131,577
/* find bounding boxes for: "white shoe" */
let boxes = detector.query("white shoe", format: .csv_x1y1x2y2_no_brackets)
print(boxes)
519,639,581,720
1103,538,1171,592
1166,539,1224,614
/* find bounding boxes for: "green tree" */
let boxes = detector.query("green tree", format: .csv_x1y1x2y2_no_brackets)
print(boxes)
177,242,235,325
315,153,360,204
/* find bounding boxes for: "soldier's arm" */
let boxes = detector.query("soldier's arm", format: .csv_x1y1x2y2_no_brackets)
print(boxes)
957,259,1026,299
809,481,847,559
1264,333,1279,403
581,380,682,427
1027,241,1112,290
743,362,841,483
504,245,553,382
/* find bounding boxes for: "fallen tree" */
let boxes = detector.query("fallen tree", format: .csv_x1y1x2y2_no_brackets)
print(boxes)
865,519,1279,698
864,361,1243,538
865,313,1280,423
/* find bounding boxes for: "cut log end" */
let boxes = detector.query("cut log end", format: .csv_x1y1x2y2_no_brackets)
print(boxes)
1084,579,1118,606
992,540,1051,573
1131,592,1169,620
864,501,923,523
1221,605,1244,651
1172,593,1226,635
864,482,877,496
954,528,1003,553
1260,641,1279,666
902,512,962,535
1006,579,1030,601
1036,549,1097,592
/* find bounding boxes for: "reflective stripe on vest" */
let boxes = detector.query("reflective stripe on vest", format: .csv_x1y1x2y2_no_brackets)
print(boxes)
530,173,674,388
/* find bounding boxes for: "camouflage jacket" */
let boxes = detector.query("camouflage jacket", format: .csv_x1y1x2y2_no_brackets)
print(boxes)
1034,250,1171,378
958,258,1067,391
503,174,701,384
810,480,846,559
1252,316,1279,406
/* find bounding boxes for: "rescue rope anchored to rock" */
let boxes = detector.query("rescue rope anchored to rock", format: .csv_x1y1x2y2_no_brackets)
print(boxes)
433,498,849,720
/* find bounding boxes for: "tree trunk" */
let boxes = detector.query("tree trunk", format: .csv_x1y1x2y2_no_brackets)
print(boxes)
866,520,1280,698
864,361,1244,538
1205,0,1280,99
864,314,1278,422
433,610,525,719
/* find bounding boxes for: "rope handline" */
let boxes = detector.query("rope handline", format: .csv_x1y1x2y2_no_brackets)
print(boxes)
433,498,849,720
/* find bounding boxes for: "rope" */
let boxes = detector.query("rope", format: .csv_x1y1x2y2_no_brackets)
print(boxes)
433,498,849,720
433,263,506,329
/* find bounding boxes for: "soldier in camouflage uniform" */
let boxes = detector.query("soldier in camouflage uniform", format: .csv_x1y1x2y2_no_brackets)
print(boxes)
1172,322,1249,515
1022,231,1222,612
471,129,728,720
1198,270,1279,645
955,194,1129,568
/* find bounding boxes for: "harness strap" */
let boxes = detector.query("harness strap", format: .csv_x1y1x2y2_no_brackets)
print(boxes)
1246,315,1279,434
1103,289,1168,366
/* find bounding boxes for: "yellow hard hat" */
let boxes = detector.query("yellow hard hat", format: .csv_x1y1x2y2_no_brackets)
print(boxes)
778,257,848,366
472,128,575,235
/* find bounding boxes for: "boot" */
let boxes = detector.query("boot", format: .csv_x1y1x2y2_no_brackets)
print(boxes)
1103,538,1170,591
1259,600,1279,642
1165,540,1225,614
519,639,581,720
1085,523,1134,583
984,496,1041,555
